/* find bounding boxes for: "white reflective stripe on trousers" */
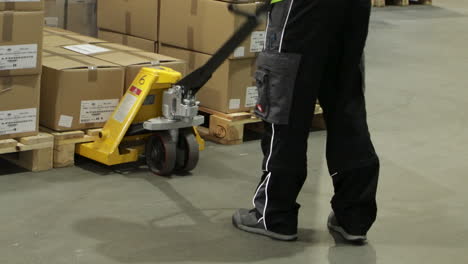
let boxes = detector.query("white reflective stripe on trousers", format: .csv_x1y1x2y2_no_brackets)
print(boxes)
252,124,276,210
263,172,272,230
278,0,295,52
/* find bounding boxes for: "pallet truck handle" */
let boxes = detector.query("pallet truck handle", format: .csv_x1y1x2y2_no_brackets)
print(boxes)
175,2,271,96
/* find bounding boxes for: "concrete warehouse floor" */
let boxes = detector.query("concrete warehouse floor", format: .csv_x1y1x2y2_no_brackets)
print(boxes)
1,1,468,263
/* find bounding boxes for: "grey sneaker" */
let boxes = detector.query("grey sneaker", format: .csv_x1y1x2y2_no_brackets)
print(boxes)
327,212,367,243
232,209,298,241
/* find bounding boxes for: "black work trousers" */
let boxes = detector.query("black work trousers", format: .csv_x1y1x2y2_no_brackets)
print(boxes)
252,0,380,236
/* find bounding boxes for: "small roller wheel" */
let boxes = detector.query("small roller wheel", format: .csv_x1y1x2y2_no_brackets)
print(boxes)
146,132,176,176
175,129,200,173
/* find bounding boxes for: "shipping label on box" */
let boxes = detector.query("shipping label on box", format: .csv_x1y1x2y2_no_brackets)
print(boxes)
44,17,59,27
0,108,37,136
245,86,258,108
250,31,266,53
0,44,38,71
58,114,73,128
229,99,241,110
80,99,119,124
233,47,245,58
64,44,111,55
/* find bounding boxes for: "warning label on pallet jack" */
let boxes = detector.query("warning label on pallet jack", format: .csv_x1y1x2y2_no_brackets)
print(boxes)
80,99,119,124
113,95,137,123
0,108,37,136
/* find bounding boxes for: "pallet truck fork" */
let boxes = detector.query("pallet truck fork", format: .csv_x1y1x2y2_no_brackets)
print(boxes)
76,2,270,176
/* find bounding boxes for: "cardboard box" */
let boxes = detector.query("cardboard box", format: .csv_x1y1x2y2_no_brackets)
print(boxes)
44,0,97,37
0,75,40,140
0,11,43,76
160,45,256,113
98,30,158,53
160,0,266,59
0,0,44,11
98,0,159,41
40,50,124,131
60,42,186,93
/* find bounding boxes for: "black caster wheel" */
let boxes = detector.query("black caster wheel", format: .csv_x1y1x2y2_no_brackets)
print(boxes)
146,131,177,176
175,129,200,173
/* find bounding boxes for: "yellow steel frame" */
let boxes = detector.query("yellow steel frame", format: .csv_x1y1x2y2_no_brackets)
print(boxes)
76,67,182,165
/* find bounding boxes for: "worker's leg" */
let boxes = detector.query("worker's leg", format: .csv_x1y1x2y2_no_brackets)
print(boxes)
250,0,348,236
318,0,380,236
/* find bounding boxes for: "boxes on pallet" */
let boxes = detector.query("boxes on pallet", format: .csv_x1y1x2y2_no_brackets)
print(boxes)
0,75,41,140
44,0,97,37
0,0,44,11
98,29,158,53
40,48,124,131
97,0,159,41
40,27,187,132
160,45,257,114
0,3,44,140
159,0,266,59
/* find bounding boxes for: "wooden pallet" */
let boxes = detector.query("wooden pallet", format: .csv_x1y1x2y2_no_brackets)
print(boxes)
0,133,54,172
198,105,326,145
373,0,432,7
197,107,261,145
40,127,101,168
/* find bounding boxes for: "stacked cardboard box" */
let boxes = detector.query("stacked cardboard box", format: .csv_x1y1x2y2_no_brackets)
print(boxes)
44,0,97,37
40,28,186,131
0,1,44,140
97,0,159,52
159,0,265,113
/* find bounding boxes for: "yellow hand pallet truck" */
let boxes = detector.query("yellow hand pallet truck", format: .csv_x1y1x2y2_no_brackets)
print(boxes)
76,3,270,176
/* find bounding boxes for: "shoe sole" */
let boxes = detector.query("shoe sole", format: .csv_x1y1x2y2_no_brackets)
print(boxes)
232,212,298,242
327,222,367,243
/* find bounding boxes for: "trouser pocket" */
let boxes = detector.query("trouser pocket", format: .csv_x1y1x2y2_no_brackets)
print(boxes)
254,51,301,125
